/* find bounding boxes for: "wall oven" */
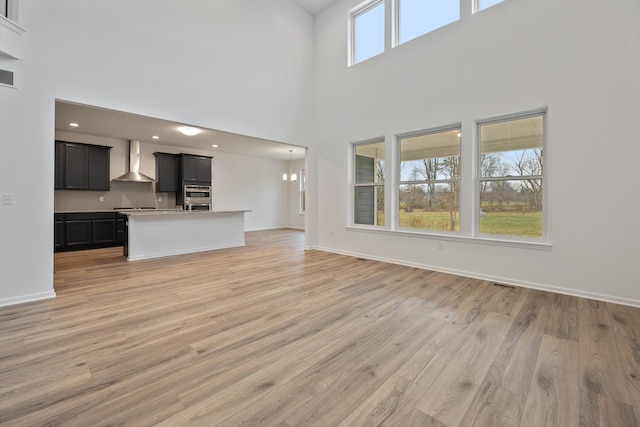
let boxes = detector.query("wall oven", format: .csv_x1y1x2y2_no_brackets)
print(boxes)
183,185,211,211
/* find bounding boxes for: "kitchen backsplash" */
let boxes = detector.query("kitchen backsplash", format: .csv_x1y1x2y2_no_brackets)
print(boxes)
54,181,177,211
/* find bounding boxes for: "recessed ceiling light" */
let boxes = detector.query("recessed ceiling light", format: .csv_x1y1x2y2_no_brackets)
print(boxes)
69,123,79,127
457,132,461,137
211,144,218,148
177,126,202,136
152,136,159,139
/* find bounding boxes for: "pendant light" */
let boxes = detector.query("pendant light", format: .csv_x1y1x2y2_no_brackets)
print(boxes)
283,149,297,182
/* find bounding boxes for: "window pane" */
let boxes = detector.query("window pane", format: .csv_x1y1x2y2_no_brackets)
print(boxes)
355,185,384,226
479,114,544,238
399,128,460,182
353,1,385,64
399,0,460,44
480,148,543,178
479,179,542,237
398,128,460,232
355,142,385,184
354,140,385,226
480,115,543,177
480,115,543,160
399,182,459,231
478,0,503,12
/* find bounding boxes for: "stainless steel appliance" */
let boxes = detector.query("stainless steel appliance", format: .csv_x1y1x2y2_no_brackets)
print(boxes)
183,185,212,211
112,140,155,183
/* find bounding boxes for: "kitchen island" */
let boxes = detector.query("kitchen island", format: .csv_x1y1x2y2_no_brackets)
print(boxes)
120,210,249,261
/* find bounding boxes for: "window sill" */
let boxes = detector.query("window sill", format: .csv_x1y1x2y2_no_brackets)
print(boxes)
345,225,552,251
0,15,25,34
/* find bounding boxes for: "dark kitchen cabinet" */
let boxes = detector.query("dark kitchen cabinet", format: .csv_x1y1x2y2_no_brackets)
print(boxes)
88,147,111,191
181,154,212,184
196,156,212,182
55,212,120,252
54,213,65,249
154,152,179,192
65,215,92,248
116,214,126,244
64,143,89,190
55,141,111,191
91,213,116,244
55,141,65,189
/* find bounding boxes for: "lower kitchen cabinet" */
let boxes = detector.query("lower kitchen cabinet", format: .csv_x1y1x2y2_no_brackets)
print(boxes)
54,214,65,249
55,212,122,252
66,218,92,248
116,214,126,244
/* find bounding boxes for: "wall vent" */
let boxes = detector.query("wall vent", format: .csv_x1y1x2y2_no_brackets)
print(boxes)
0,69,15,86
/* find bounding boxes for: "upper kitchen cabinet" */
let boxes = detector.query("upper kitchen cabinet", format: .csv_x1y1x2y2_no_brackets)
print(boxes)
55,141,112,191
88,145,110,190
154,152,179,192
54,141,65,189
181,154,212,185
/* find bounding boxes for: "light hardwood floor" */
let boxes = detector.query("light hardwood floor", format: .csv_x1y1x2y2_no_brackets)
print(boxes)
1,229,639,426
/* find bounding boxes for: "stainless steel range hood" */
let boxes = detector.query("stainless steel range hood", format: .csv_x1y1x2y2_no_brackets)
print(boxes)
112,140,155,183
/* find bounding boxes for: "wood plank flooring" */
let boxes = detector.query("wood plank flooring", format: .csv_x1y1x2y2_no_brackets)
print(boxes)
1,229,639,426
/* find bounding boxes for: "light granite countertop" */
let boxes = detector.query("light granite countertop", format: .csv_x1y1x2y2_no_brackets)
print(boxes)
119,209,250,216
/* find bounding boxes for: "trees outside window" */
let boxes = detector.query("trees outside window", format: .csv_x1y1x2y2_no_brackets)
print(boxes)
350,110,545,243
478,113,545,238
398,127,460,231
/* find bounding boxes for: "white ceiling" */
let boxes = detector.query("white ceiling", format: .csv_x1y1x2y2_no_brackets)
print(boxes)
292,0,340,15
55,101,305,161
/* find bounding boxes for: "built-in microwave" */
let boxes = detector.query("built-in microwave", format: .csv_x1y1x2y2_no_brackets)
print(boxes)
184,185,211,211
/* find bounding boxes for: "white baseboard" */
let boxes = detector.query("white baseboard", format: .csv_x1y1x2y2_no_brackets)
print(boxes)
309,245,640,308
245,226,304,232
0,290,56,308
245,226,287,232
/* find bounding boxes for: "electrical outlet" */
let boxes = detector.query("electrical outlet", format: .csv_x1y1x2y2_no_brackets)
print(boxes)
438,242,444,251
99,196,104,202
2,193,14,205
158,196,162,202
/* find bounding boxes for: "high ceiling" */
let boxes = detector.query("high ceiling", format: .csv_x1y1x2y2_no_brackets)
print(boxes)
292,0,340,15
53,2,342,160
55,101,305,161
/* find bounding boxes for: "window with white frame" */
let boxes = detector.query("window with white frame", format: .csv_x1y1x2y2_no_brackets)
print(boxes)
397,0,460,45
353,141,385,226
350,0,385,65
478,112,545,238
398,126,461,231
349,0,508,64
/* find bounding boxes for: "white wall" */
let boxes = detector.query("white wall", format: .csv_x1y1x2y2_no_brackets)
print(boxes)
0,0,314,306
212,151,289,231
309,0,640,305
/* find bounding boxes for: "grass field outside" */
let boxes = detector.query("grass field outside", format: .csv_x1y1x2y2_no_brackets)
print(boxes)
398,210,459,231
378,208,542,237
479,211,542,237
